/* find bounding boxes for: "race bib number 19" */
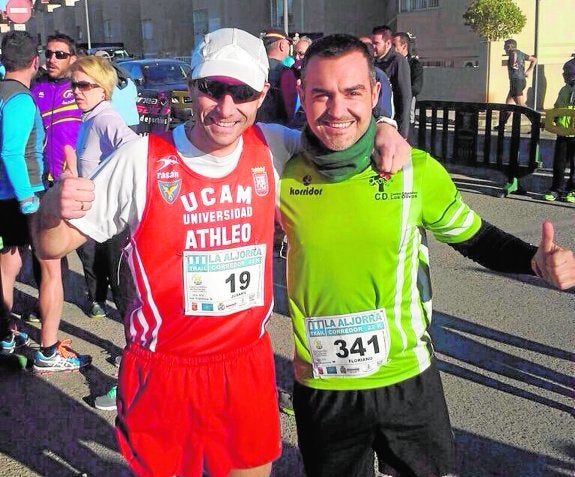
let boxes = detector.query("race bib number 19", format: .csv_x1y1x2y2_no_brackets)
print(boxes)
182,244,266,316
305,309,390,378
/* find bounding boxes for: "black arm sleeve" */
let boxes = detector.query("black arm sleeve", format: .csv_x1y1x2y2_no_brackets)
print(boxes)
448,220,537,275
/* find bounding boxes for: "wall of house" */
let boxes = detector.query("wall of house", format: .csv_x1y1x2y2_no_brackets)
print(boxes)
397,0,575,110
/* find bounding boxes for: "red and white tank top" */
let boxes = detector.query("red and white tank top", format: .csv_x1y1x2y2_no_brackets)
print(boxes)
127,127,276,356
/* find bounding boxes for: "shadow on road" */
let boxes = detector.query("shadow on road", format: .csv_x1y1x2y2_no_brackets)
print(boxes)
1,348,303,477
454,429,575,477
2,249,572,476
432,312,574,415
0,368,130,477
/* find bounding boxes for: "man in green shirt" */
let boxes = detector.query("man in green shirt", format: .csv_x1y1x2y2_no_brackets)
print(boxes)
278,34,575,477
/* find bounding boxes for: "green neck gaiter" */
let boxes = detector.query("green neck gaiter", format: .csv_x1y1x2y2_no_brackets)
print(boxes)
301,118,376,182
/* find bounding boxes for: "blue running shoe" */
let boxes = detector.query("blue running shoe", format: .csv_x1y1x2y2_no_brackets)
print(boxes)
14,328,30,348
33,339,92,373
0,335,16,354
1,321,30,354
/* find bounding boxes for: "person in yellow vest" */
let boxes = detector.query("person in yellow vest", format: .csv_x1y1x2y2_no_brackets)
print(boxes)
543,58,575,203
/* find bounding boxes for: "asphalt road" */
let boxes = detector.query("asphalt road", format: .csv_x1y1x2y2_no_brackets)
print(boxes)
1,176,573,477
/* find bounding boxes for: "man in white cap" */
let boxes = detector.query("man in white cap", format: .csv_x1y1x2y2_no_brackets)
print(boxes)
33,28,409,477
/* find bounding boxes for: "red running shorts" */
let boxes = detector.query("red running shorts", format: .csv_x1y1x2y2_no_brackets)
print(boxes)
115,333,281,477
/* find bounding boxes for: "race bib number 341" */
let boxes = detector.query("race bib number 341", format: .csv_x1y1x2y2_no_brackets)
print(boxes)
305,309,390,378
182,244,266,316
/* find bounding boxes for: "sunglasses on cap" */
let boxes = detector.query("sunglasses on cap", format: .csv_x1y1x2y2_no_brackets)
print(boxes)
71,81,101,92
193,78,261,103
45,49,73,60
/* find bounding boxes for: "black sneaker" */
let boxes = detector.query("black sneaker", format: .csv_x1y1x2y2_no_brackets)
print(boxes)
278,389,294,416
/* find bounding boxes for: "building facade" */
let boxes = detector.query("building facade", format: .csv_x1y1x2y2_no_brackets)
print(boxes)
394,0,575,109
10,0,575,109
24,0,390,59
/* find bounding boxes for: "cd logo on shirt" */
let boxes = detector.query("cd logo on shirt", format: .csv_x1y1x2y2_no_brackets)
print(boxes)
369,174,418,201
158,179,182,204
369,173,389,200
251,166,269,197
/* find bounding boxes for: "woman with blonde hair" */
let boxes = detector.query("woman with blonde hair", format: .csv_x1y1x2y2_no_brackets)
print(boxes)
69,55,137,329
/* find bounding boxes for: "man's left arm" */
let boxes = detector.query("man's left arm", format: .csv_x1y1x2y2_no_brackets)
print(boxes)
422,155,574,290
531,220,575,290
450,220,575,290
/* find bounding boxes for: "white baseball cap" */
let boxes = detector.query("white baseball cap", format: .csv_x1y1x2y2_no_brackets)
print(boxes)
191,28,269,92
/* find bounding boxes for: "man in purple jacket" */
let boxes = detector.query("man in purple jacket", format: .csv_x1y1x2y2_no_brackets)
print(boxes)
32,33,81,180
27,33,92,371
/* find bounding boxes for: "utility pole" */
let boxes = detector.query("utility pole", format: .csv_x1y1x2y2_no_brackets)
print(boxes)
532,0,540,110
283,0,288,34
84,0,91,50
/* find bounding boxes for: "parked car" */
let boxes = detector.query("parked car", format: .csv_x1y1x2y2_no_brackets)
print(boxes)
78,42,132,60
119,58,193,132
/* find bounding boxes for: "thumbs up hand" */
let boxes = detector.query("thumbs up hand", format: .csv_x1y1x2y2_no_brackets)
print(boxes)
531,220,575,290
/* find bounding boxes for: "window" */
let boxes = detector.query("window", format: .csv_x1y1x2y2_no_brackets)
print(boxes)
142,20,153,41
104,20,112,40
419,59,454,67
271,0,294,29
400,0,439,12
193,9,209,46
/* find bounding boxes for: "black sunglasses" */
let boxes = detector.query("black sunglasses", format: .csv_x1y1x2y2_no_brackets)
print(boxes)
45,49,72,60
194,78,261,103
71,81,101,92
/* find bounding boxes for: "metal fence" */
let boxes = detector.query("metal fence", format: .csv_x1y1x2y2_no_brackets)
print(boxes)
416,101,542,183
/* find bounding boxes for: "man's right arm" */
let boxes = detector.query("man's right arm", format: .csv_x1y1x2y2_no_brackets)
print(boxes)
259,119,411,178
34,136,149,258
33,172,94,259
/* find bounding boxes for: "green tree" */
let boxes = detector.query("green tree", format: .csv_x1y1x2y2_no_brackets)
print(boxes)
463,0,527,42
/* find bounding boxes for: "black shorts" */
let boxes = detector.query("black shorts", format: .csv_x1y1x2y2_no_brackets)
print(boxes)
509,77,527,97
0,199,31,248
293,361,454,477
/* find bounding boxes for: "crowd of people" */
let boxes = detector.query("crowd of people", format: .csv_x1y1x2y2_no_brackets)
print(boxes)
0,32,139,377
1,24,574,477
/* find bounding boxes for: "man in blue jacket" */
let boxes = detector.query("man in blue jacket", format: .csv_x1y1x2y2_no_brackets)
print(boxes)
0,31,45,353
